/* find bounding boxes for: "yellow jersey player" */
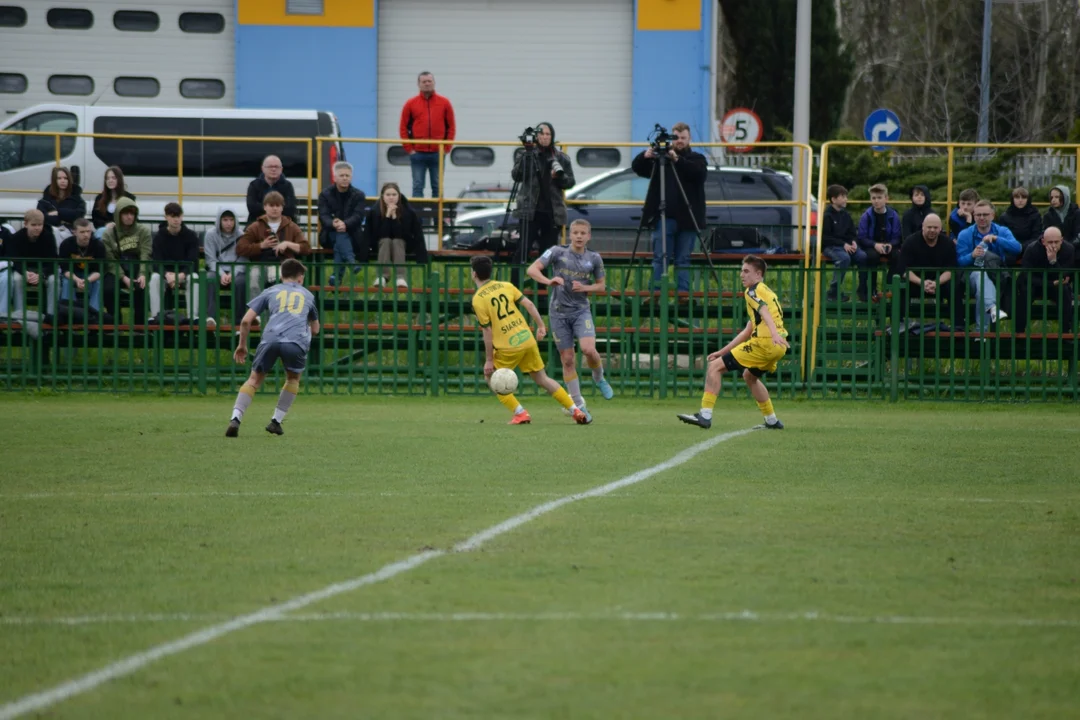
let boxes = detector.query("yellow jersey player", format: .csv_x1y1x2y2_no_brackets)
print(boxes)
678,255,789,430
470,255,587,425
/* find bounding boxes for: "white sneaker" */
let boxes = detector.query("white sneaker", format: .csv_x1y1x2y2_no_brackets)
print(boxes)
372,277,385,288
396,279,409,289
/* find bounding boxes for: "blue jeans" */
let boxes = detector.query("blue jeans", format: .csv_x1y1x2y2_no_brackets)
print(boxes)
822,245,869,293
967,271,999,332
651,218,696,292
331,232,360,282
410,152,440,198
60,276,102,312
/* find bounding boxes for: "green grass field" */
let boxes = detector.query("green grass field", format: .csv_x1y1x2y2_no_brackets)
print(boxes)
2,395,1078,719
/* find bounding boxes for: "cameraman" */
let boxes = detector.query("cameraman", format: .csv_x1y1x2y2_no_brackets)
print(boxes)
631,122,707,292
511,122,576,268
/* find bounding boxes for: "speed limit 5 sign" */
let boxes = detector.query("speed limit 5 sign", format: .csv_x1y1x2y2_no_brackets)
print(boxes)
719,108,763,153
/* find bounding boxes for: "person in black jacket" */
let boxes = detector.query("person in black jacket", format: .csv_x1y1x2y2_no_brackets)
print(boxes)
148,203,200,324
999,187,1043,249
1043,185,1079,248
1014,227,1074,334
510,122,576,274
631,122,707,292
91,166,136,236
900,214,956,325
318,161,367,286
363,182,427,289
57,218,106,316
901,185,934,240
246,155,298,225
1,209,58,319
37,165,86,231
820,185,868,301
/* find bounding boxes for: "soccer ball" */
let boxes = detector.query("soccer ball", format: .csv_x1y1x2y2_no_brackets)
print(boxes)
489,368,519,395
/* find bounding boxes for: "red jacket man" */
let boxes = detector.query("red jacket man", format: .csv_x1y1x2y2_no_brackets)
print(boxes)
399,71,456,198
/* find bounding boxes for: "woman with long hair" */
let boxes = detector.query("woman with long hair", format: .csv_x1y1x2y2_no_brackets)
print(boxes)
91,166,136,237
37,165,86,231
362,182,428,288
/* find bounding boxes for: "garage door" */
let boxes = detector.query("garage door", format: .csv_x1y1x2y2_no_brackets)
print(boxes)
377,0,633,201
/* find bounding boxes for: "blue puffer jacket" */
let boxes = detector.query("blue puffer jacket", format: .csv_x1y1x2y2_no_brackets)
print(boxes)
956,222,1021,267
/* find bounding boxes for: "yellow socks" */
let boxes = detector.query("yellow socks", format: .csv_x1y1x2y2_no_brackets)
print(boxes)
700,391,717,420
498,393,522,414
551,387,575,410
757,399,774,417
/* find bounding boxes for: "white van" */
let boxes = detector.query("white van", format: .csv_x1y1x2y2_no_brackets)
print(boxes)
0,104,344,228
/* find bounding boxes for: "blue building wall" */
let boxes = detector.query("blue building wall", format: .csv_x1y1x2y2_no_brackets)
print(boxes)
234,1,379,194
630,0,713,147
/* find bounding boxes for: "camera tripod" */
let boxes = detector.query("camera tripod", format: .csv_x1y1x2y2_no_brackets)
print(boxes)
623,136,720,295
494,142,543,283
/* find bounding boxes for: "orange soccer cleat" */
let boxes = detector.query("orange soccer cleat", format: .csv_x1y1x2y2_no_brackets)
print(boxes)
509,410,532,425
571,408,590,425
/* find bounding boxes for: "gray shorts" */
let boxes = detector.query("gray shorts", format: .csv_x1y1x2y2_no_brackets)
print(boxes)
550,311,596,352
252,341,308,374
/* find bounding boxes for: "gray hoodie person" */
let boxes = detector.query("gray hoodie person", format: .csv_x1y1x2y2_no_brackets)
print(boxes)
202,207,247,324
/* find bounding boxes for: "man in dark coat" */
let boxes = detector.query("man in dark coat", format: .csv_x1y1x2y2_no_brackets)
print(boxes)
631,121,707,292
318,161,366,285
246,155,298,224
1014,226,1074,334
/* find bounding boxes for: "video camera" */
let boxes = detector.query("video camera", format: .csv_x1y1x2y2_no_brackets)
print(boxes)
648,123,674,155
517,125,565,178
519,126,539,146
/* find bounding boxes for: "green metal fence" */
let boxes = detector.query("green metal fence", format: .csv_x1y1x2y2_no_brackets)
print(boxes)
1,258,1076,401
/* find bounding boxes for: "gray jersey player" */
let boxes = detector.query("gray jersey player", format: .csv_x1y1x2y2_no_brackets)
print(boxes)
527,219,614,420
226,259,320,438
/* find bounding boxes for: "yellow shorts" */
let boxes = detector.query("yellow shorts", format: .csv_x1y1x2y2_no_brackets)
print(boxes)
494,343,545,374
724,336,787,376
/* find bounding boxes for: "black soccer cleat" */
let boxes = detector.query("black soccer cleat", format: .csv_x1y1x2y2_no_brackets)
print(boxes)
265,419,284,435
762,419,785,430
225,419,240,438
676,412,712,429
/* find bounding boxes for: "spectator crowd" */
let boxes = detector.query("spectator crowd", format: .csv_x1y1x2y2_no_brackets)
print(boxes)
821,182,1078,335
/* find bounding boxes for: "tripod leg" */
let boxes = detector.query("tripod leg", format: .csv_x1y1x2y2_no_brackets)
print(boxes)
624,160,658,294
670,166,720,291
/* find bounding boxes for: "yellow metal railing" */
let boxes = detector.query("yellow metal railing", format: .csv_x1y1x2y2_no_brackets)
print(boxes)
316,137,814,253
809,140,1080,378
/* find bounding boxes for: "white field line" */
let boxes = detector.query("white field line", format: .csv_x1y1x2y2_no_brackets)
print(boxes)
4,610,1078,628
0,427,755,720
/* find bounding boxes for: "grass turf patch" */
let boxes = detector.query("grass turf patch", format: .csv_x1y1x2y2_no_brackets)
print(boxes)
1,396,1078,718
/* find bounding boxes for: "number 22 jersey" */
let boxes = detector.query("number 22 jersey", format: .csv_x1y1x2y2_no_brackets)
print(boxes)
472,280,536,350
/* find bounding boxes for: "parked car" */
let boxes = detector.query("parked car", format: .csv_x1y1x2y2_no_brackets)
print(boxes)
447,182,512,213
443,166,816,253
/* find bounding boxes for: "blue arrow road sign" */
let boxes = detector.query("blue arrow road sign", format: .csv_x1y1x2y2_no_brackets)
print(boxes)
863,109,902,151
